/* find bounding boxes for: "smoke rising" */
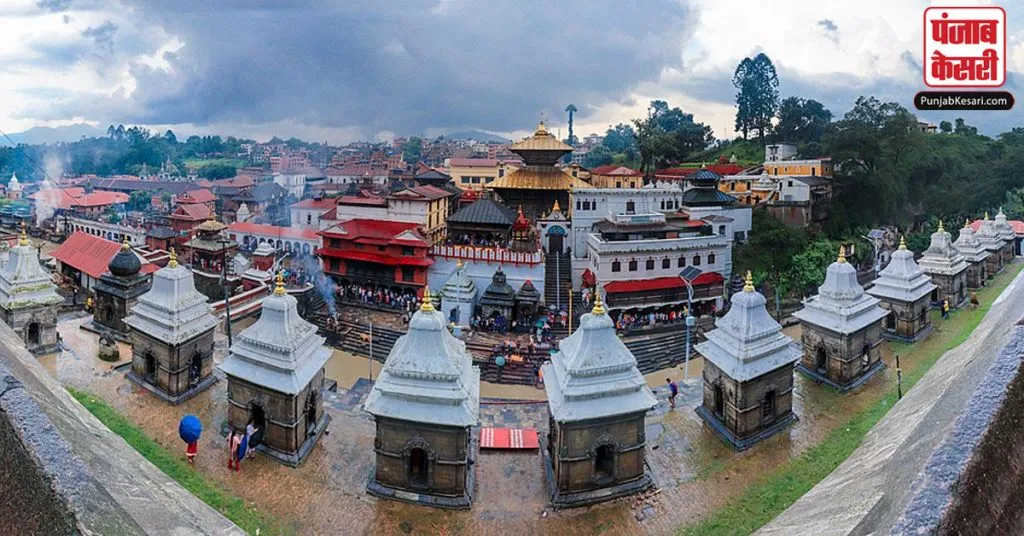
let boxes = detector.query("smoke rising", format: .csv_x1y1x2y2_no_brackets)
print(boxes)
294,251,337,315
34,152,65,225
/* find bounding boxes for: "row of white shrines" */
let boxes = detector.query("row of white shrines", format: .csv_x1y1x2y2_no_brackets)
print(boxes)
0,209,1013,510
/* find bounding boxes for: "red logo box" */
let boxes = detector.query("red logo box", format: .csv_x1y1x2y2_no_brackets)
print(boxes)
924,6,1006,88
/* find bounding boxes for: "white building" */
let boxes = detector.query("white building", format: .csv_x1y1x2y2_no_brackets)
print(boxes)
585,212,731,316
274,172,307,199
289,198,335,229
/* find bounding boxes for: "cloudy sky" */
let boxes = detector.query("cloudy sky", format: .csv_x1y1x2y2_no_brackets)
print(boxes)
0,0,1020,143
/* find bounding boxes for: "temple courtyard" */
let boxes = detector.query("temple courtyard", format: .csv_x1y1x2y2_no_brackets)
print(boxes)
46,261,1023,536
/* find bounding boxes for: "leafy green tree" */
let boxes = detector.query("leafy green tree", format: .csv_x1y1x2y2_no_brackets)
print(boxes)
939,120,953,133
198,162,237,179
785,238,839,296
954,118,978,136
733,53,779,141
734,209,808,296
582,145,614,168
401,137,423,164
602,123,636,153
164,130,177,144
775,97,832,144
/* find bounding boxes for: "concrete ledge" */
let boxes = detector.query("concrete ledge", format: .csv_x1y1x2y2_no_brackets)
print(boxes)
881,322,933,344
0,319,243,535
795,360,885,392
695,405,797,451
758,265,1024,535
893,325,1024,534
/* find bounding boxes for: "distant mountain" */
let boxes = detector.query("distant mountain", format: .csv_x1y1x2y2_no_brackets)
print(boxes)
444,130,510,143
0,124,106,146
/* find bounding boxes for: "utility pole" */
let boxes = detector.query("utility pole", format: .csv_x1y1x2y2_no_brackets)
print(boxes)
220,238,233,347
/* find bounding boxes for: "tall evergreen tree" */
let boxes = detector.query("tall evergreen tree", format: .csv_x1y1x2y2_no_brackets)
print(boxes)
733,53,780,141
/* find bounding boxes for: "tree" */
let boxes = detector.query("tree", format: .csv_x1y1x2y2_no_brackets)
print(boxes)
198,162,236,179
565,104,578,146
775,97,832,144
632,100,713,173
939,120,953,133
734,209,808,297
582,145,613,168
954,118,978,136
733,53,780,141
128,190,151,211
106,125,116,138
164,130,177,144
401,137,423,165
602,123,636,153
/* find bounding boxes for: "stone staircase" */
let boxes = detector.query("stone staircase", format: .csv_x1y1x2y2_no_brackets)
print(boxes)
312,314,403,362
623,324,709,375
544,251,572,311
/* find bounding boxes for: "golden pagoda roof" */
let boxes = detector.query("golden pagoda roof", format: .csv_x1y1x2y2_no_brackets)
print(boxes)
195,219,227,233
487,166,590,191
509,121,573,153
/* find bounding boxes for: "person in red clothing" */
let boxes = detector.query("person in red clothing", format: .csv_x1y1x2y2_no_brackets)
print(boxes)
227,430,241,471
186,440,198,464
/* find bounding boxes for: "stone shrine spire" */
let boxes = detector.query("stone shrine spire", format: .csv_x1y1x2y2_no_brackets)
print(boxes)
868,236,936,306
696,271,800,383
793,247,888,335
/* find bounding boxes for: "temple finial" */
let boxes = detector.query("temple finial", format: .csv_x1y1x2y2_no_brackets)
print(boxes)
168,248,178,268
121,235,131,251
420,286,435,312
964,218,971,229
899,235,907,250
837,245,847,263
743,271,754,292
274,272,285,296
937,220,945,233
985,212,990,221
592,287,606,315
18,221,28,247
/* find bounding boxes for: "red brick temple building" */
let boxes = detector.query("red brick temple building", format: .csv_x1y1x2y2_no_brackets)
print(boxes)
317,219,432,293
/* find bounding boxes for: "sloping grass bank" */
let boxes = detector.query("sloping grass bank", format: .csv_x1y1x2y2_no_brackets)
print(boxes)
681,263,1023,536
67,387,283,535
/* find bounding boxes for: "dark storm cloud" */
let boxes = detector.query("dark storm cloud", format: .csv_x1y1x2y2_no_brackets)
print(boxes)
57,0,695,135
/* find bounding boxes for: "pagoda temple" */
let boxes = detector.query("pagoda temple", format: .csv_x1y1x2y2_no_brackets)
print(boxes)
486,121,589,221
124,249,219,404
364,288,480,509
866,237,936,342
218,273,331,466
792,247,888,391
952,219,990,289
90,237,152,341
0,225,63,354
918,221,968,308
181,217,240,301
993,208,1017,262
515,279,541,324
479,268,515,322
542,292,657,507
976,213,1005,276
680,168,739,207
440,260,476,326
695,272,801,450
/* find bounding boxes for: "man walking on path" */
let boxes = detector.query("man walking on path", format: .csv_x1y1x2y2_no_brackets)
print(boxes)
667,378,679,409
942,299,950,319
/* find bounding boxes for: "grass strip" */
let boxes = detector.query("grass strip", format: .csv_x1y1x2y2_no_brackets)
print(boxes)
67,387,283,535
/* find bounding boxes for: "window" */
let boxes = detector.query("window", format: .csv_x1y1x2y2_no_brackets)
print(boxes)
628,259,638,271
707,253,716,264
306,214,312,225
645,259,654,270
499,169,505,178
595,444,615,479
662,258,670,269
378,245,386,252
471,177,481,184
729,182,735,191
787,180,793,187
762,390,776,419
774,168,779,176
485,177,494,183
461,177,470,184
625,200,635,214
329,259,340,272
719,225,726,236
616,181,622,188
401,267,415,282
611,260,621,272
811,167,817,176
355,243,364,249
576,200,581,211
660,200,665,210
693,255,701,266
402,246,414,256
678,256,686,268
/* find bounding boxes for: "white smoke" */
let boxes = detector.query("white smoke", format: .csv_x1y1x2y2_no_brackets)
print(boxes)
34,153,64,225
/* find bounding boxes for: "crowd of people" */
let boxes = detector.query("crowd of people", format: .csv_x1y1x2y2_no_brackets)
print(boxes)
445,233,510,249
471,313,511,333
613,307,695,332
336,283,418,313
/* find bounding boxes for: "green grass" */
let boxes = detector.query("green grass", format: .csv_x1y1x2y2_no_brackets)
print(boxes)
183,157,247,168
67,387,284,535
680,264,1022,536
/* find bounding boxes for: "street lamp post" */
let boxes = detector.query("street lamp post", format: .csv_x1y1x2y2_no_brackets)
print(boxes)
219,237,233,347
679,266,702,382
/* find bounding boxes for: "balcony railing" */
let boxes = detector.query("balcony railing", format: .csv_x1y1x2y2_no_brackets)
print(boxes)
430,245,543,265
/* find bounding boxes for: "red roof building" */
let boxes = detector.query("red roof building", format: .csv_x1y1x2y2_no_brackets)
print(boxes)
317,219,432,290
589,165,644,188
227,222,321,255
51,231,158,290
174,189,217,205
30,188,128,214
169,203,213,243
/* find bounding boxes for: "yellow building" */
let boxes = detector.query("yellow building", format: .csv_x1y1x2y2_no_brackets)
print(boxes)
448,158,519,191
387,185,451,244
588,165,643,189
763,158,833,177
718,174,780,206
